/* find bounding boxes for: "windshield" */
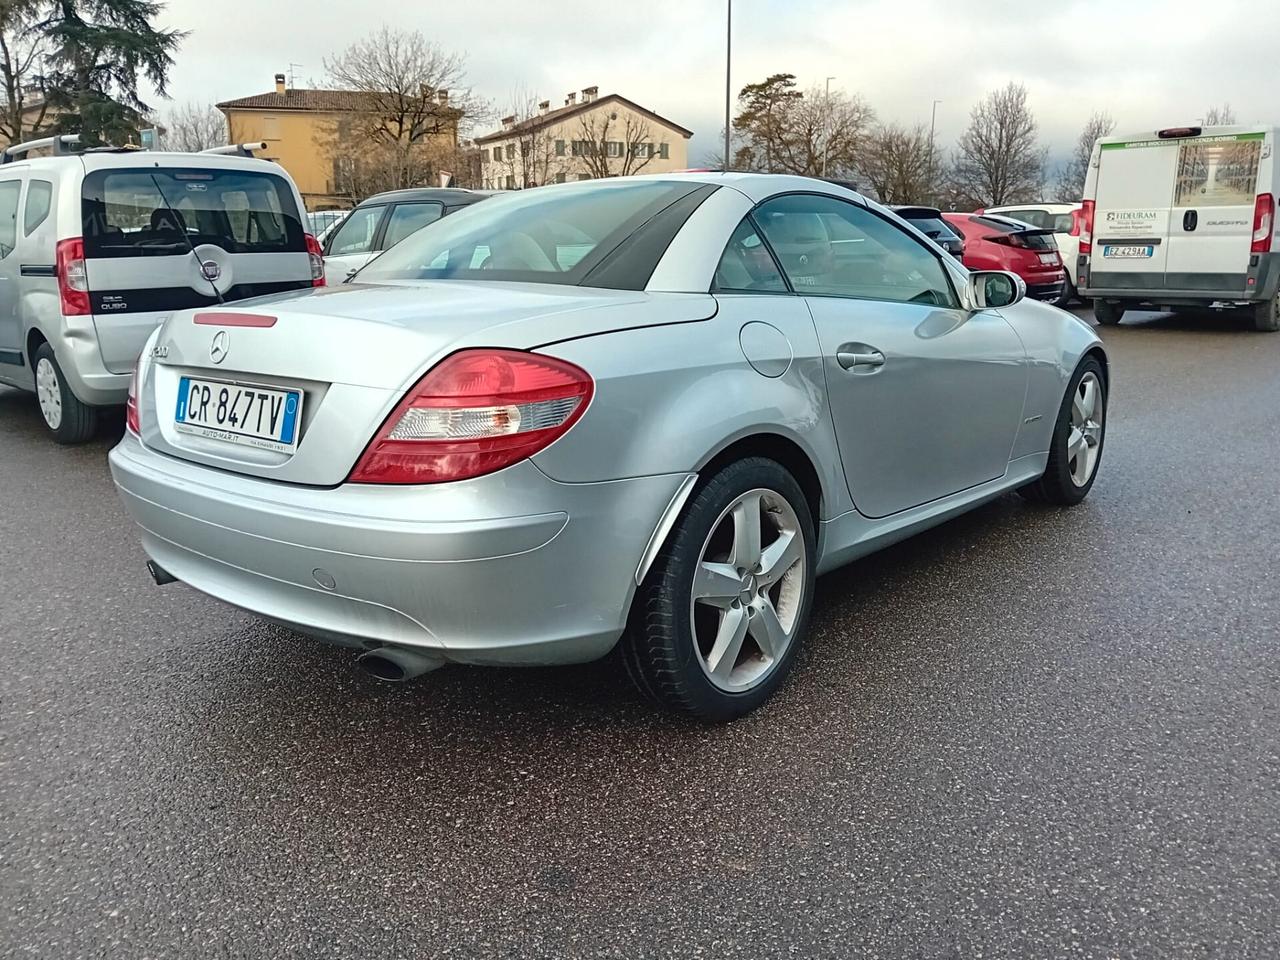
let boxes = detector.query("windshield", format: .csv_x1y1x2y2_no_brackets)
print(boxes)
902,216,959,241
357,180,703,287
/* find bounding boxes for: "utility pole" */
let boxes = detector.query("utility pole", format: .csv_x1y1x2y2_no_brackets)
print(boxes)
928,99,941,202
723,0,732,171
821,76,836,177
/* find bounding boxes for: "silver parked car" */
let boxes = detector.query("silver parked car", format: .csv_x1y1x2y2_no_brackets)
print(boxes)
109,174,1109,720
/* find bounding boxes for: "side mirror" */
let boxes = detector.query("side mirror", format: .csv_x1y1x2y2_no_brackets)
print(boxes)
968,270,1026,309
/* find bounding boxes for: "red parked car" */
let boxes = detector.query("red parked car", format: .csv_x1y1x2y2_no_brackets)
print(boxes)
942,213,1066,304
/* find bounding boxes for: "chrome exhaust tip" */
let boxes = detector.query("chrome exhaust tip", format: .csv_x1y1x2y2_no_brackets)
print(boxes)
356,646,444,683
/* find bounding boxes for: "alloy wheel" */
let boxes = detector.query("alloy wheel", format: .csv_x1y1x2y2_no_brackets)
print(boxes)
1068,371,1104,487
35,357,62,430
689,488,807,693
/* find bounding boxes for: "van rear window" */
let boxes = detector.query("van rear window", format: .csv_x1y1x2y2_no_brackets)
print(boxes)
81,168,305,259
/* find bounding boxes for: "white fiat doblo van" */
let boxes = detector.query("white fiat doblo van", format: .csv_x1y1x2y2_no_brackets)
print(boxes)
1079,125,1279,331
0,136,324,442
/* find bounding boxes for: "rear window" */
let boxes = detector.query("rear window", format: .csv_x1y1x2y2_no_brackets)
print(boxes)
899,215,958,241
971,216,1056,251
81,168,305,259
358,180,709,288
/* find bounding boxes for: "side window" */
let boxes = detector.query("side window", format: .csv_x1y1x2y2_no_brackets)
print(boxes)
713,217,788,293
0,179,20,257
1001,208,1047,229
382,202,444,249
24,179,52,236
754,194,959,308
327,204,384,256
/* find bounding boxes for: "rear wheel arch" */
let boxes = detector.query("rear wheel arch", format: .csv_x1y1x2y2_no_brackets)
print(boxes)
695,432,825,528
25,326,47,369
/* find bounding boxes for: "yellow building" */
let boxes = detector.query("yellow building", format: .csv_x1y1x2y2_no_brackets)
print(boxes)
217,74,457,210
475,87,693,189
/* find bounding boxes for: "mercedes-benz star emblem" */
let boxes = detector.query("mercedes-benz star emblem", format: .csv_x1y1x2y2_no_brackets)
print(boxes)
209,330,229,365
200,260,221,282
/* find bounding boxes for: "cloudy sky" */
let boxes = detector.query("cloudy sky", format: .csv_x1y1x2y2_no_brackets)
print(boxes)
153,0,1276,169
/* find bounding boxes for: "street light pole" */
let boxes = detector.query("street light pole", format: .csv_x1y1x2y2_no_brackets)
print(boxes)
723,0,732,171
928,98,942,202
821,76,835,177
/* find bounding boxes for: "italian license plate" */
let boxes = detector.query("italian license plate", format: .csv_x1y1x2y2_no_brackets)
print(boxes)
1038,253,1060,265
175,376,302,451
1103,245,1154,259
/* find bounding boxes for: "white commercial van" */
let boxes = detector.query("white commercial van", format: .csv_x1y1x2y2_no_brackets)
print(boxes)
0,135,324,443
1079,125,1279,331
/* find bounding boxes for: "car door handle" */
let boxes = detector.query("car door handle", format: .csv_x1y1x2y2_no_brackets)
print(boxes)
837,347,886,369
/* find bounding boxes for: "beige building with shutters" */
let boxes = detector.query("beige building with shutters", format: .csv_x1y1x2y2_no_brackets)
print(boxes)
474,87,693,190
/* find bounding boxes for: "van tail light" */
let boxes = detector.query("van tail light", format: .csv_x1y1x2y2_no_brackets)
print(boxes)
348,349,594,484
56,237,91,315
305,233,326,286
1251,194,1274,253
126,356,141,435
1079,200,1095,255
1069,208,1082,237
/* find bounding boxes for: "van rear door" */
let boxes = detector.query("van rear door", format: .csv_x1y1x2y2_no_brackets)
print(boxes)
1165,131,1264,286
1092,139,1176,284
81,166,313,374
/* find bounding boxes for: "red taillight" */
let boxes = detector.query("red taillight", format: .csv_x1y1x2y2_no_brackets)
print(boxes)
126,357,140,435
1069,208,1082,237
1252,194,1274,253
55,237,90,316
1079,200,1095,255
348,349,594,484
305,233,325,287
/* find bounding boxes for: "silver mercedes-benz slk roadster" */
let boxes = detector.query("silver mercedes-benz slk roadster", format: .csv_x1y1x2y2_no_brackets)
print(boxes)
110,173,1108,720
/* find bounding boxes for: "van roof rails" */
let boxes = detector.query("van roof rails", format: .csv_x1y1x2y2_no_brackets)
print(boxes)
1,134,81,164
200,142,267,158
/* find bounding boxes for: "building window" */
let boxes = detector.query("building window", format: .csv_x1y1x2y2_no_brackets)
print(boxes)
480,148,489,161
263,116,280,140
493,145,502,161
555,173,567,184
606,141,623,158
505,175,514,190
555,139,565,156
576,173,592,182
631,143,653,159
659,142,669,160
571,140,591,157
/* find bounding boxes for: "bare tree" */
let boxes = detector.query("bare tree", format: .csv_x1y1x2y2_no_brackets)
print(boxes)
858,122,940,204
574,108,658,180
1055,111,1114,201
163,100,224,152
1203,102,1236,125
730,74,874,177
951,82,1046,207
0,0,49,145
323,27,484,197
491,90,569,188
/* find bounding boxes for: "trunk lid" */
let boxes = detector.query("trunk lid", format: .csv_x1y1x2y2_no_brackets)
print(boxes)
138,280,716,485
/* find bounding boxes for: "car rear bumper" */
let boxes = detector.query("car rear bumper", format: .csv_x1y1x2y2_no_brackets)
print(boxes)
48,314,131,406
1081,253,1280,303
1026,280,1065,302
108,433,688,666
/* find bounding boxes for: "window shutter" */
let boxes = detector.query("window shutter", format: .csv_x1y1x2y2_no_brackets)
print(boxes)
555,140,565,156
659,142,669,160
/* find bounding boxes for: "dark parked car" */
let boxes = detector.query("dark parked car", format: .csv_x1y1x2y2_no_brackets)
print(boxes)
943,212,1065,303
322,187,495,284
892,205,965,258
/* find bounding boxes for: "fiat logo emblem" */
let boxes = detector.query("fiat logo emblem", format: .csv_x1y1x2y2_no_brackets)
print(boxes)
209,330,229,364
200,260,222,282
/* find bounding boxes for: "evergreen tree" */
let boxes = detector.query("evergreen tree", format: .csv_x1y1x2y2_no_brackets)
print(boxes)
40,0,184,145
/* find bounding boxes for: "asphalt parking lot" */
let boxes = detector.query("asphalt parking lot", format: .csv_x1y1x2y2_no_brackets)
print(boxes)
2,309,1278,959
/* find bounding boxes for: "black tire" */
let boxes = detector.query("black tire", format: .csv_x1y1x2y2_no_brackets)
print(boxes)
32,342,98,444
1250,295,1280,332
1053,276,1076,310
622,457,816,721
1019,357,1107,506
1093,300,1124,325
